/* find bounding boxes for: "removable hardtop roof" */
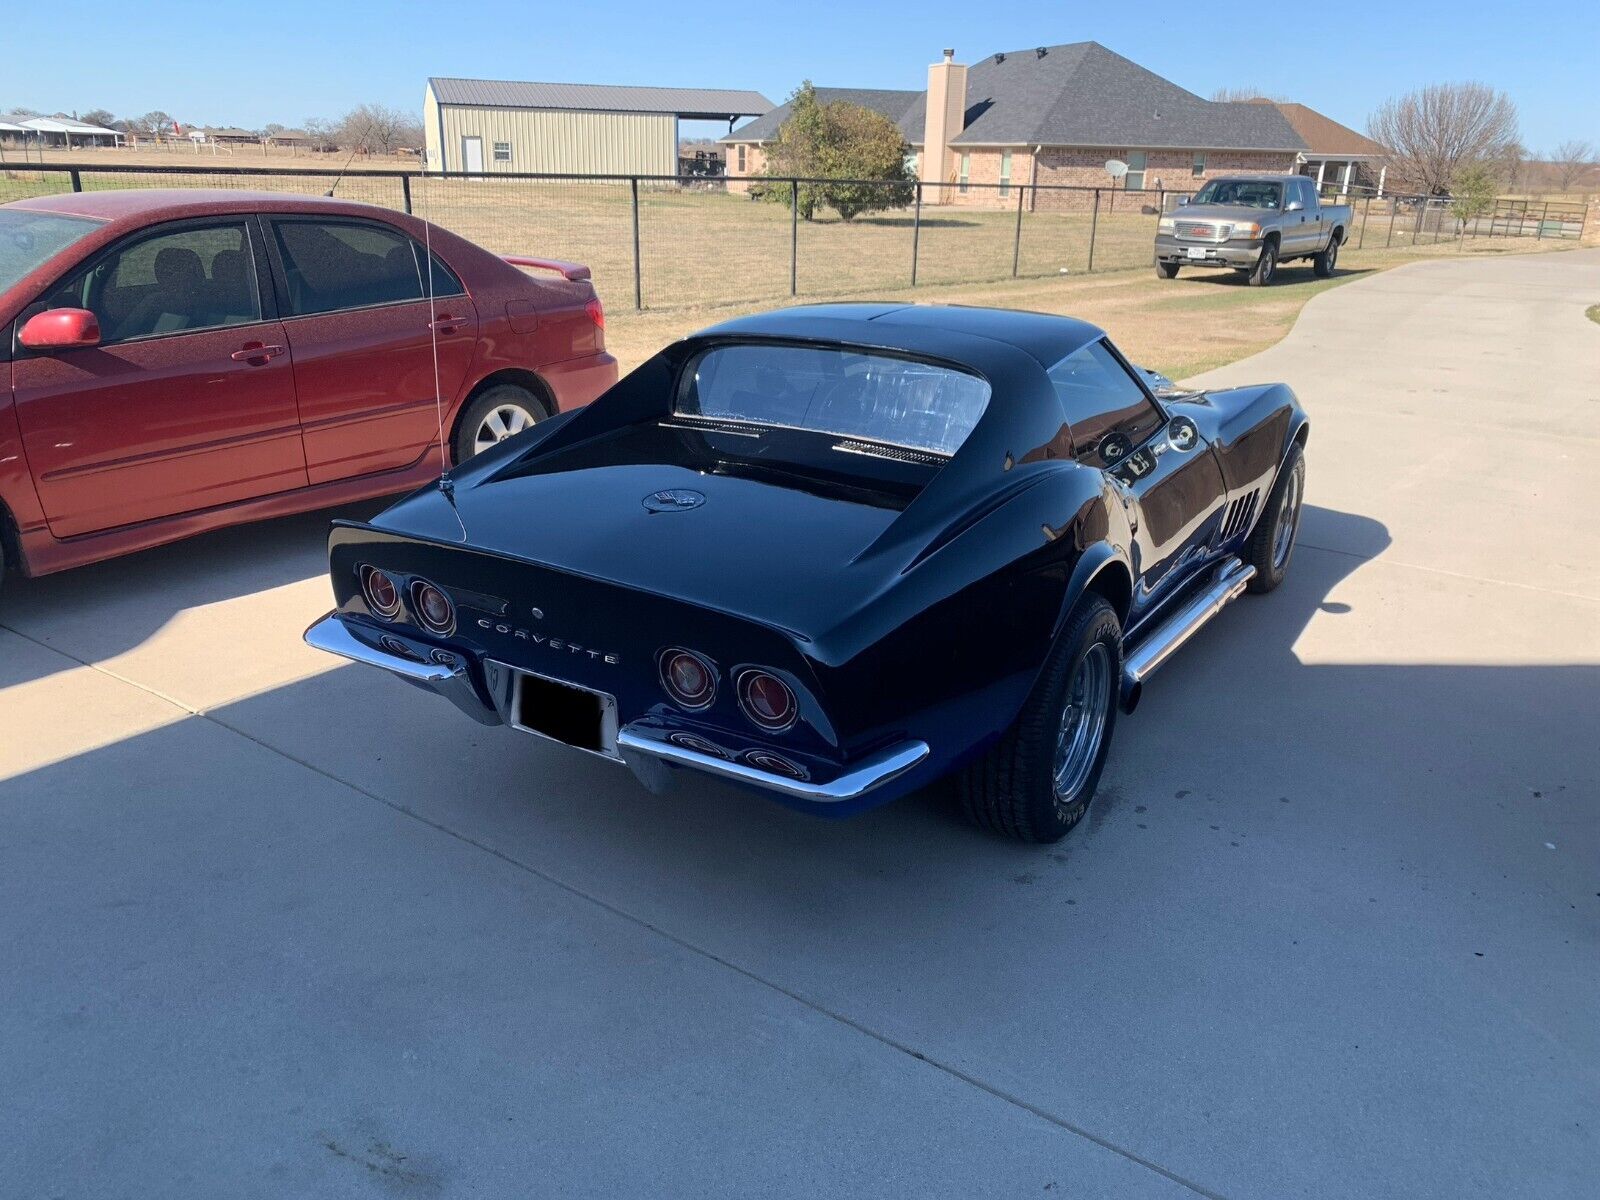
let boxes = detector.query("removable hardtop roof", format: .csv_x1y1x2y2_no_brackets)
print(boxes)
695,303,1106,370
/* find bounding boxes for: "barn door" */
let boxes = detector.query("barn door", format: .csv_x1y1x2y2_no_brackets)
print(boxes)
461,136,484,178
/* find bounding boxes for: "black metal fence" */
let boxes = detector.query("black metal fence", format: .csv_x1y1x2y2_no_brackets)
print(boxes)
3,163,1587,314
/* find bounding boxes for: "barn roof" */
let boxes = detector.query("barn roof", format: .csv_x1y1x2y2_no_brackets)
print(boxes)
428,78,772,121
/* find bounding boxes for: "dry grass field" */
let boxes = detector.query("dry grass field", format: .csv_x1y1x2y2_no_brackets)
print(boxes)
1,158,1583,382
604,235,1580,382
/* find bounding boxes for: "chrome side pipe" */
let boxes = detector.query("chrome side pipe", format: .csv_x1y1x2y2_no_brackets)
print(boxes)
1119,558,1255,712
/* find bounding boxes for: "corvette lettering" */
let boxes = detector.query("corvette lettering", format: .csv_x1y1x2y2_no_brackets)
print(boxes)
475,617,620,663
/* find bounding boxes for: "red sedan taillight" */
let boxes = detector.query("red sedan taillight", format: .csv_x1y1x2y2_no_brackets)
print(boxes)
736,670,798,733
659,649,716,710
359,565,402,620
585,297,605,330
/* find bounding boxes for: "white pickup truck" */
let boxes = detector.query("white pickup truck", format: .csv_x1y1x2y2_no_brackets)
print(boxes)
1154,175,1351,285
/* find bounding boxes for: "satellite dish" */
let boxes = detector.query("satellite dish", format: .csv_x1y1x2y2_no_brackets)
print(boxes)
1104,159,1129,178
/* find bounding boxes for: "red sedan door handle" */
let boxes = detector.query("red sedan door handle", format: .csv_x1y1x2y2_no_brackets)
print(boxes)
428,314,465,334
231,342,284,364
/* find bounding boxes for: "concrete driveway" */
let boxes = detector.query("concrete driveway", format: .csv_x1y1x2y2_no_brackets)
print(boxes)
3,249,1597,1199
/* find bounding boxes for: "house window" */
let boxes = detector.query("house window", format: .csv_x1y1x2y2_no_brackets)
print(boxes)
1192,151,1206,177
905,150,919,177
737,144,746,172
493,141,512,163
1125,151,1147,190
959,153,970,194
999,149,1013,198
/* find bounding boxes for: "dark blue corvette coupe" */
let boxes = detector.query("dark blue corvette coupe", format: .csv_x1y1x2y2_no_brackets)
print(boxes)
306,303,1307,842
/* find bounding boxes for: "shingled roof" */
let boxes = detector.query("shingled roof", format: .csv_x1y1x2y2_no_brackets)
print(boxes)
723,42,1305,153
428,78,771,121
721,88,923,144
1245,100,1387,157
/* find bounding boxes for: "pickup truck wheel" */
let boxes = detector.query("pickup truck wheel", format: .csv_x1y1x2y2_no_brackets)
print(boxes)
1247,241,1278,286
1245,443,1305,593
1156,261,1180,279
958,595,1120,843
1313,233,1341,277
454,384,549,464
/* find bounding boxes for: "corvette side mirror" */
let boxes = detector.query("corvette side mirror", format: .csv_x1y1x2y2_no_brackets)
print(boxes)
19,308,101,351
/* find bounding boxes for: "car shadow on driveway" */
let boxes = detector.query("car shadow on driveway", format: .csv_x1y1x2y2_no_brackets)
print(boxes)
0,497,392,685
3,501,1597,1197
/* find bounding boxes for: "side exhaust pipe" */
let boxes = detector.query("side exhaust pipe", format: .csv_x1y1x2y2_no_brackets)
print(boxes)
1120,558,1255,712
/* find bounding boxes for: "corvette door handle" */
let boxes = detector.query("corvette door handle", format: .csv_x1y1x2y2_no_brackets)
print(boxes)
231,343,284,363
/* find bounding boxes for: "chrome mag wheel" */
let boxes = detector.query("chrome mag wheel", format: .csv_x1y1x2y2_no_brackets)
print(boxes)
473,403,537,455
1053,641,1112,806
1273,461,1304,569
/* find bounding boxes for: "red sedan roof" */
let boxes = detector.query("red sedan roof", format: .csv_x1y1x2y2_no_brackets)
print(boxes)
9,189,397,223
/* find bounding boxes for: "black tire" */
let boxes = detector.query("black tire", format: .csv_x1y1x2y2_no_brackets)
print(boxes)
958,595,1121,843
1156,261,1180,279
1247,240,1278,286
1244,442,1305,594
1313,232,1341,277
452,383,549,465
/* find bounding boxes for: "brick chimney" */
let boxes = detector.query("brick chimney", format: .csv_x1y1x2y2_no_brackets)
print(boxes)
921,48,967,201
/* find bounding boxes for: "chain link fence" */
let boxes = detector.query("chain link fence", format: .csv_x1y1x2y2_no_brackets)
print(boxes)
4,163,1588,316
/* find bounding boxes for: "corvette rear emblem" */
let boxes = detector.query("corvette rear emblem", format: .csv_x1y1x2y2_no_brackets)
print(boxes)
643,489,705,512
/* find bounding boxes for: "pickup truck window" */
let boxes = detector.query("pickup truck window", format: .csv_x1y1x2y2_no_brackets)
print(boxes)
1048,341,1165,466
1191,179,1282,209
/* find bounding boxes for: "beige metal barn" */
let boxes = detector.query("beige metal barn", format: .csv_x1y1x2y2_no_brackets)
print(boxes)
423,78,771,176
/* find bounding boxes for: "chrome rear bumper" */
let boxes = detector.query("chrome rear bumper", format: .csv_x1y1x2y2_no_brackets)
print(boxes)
304,613,927,803
304,613,500,725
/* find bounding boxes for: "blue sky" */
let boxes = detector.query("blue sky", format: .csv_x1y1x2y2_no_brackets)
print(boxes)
4,1,1596,150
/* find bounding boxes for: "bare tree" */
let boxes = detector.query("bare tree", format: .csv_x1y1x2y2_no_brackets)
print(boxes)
1367,82,1518,196
1209,86,1284,103
336,103,423,154
303,117,338,151
1549,139,1597,191
134,110,175,140
80,108,117,129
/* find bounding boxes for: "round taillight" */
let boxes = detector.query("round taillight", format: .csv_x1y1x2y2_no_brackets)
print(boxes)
659,649,716,710
360,565,402,620
737,670,798,732
411,579,455,635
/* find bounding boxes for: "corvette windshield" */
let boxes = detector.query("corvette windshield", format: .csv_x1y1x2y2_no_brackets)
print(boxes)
680,343,990,456
1190,179,1282,209
0,210,101,295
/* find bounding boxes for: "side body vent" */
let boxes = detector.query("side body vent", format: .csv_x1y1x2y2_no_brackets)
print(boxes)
1220,489,1261,543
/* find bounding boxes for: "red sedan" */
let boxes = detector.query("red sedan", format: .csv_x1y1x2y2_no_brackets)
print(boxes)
0,190,615,583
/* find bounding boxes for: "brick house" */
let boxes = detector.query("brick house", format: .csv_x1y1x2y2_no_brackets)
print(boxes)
721,42,1306,209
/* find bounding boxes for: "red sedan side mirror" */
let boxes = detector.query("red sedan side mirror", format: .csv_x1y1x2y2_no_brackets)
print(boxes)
19,308,101,351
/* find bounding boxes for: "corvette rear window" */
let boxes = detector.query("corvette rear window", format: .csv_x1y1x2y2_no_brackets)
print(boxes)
679,343,990,456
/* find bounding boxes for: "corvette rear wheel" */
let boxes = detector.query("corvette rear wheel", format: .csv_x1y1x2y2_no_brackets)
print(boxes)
958,595,1120,843
454,383,548,464
1245,442,1305,593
